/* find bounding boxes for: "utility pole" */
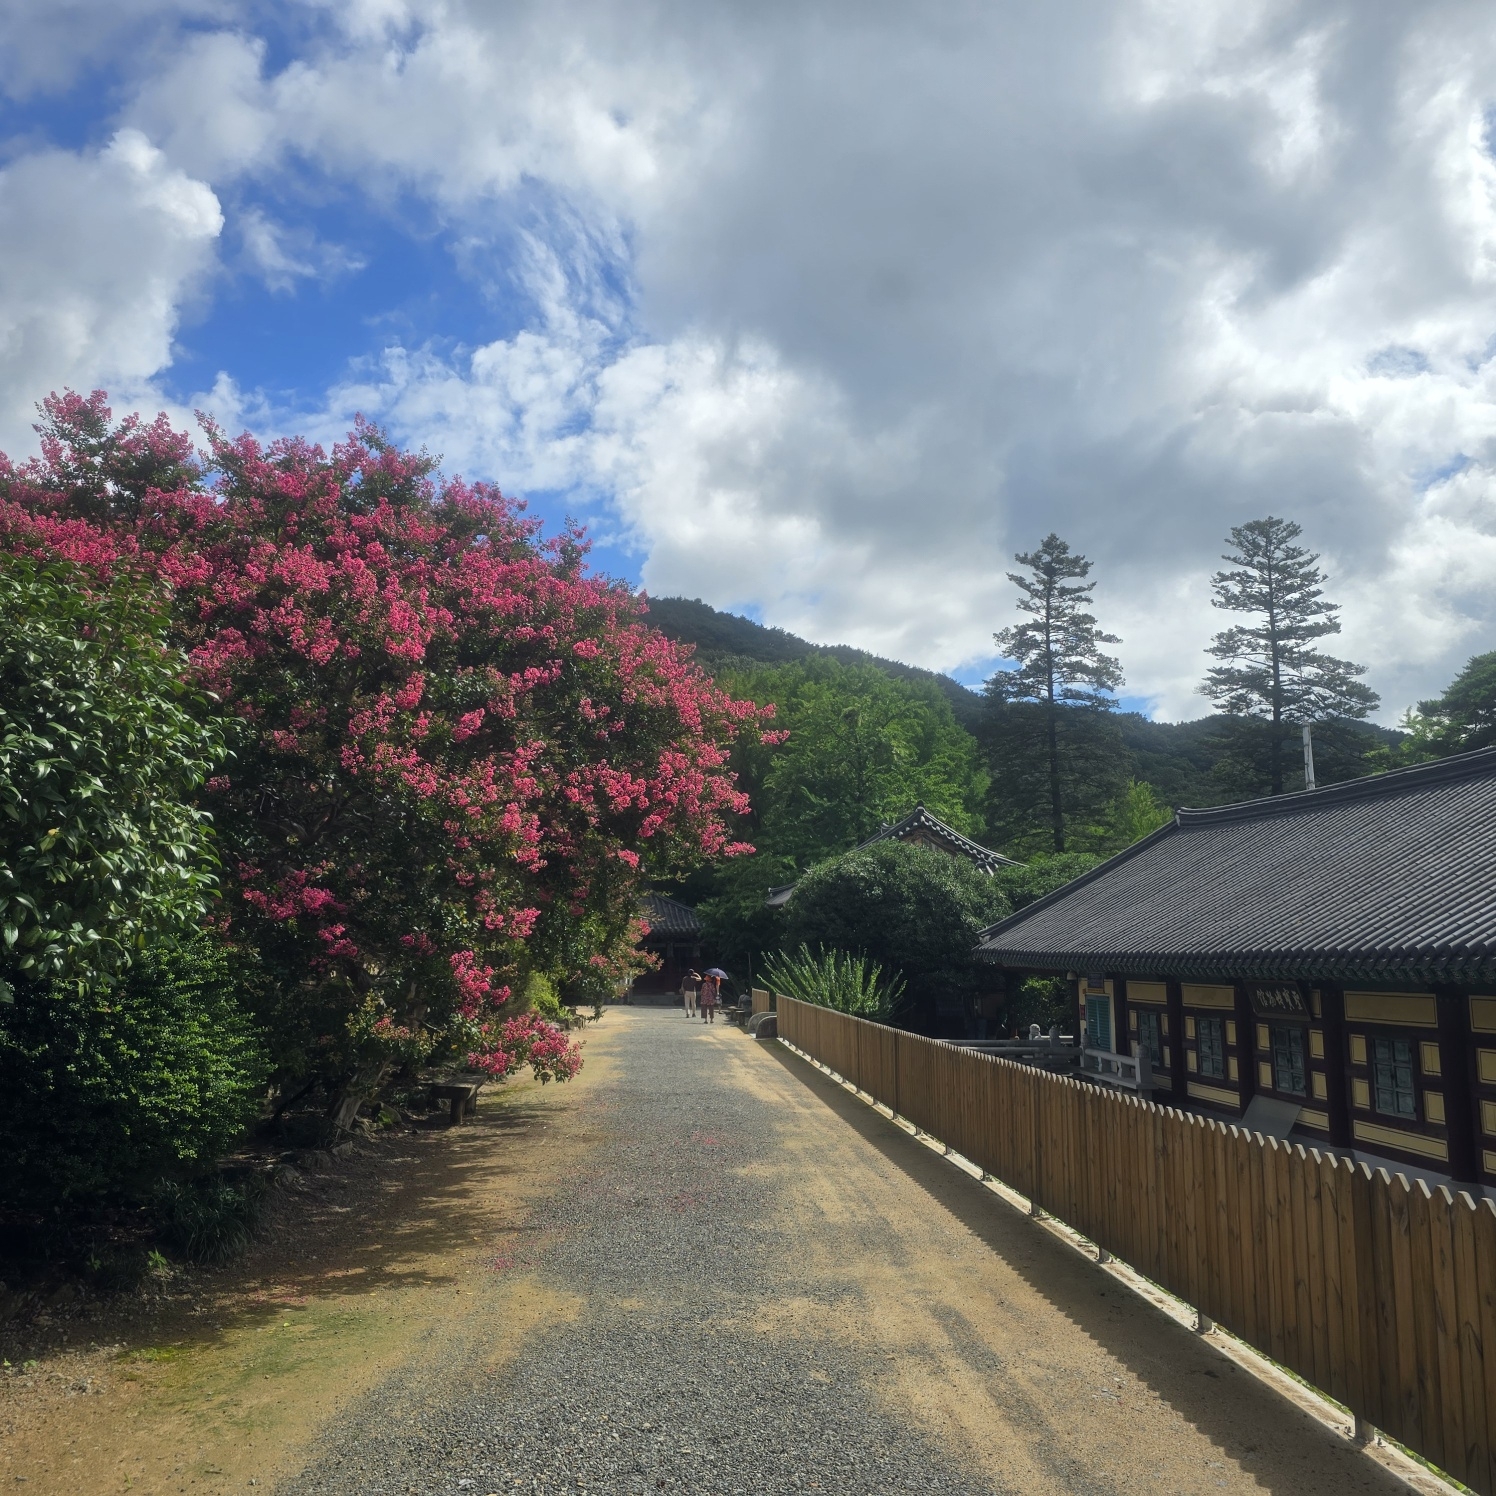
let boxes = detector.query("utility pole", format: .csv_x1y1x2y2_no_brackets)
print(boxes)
1302,722,1317,791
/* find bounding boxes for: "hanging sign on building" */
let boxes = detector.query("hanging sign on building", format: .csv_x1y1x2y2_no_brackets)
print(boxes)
1250,983,1309,1018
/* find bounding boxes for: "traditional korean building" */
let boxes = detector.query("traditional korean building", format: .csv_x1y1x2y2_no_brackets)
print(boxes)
973,747,1496,1187
766,804,1015,907
632,893,704,998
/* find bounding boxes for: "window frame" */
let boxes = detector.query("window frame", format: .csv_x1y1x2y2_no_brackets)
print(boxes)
1369,1033,1419,1121
1196,1015,1226,1080
1137,1009,1164,1069
1269,1023,1308,1098
1085,994,1112,1053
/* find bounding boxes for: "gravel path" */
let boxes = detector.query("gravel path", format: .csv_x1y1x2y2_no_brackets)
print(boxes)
278,1009,1421,1496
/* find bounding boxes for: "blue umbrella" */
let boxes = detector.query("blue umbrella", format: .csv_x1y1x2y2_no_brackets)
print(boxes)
705,967,729,979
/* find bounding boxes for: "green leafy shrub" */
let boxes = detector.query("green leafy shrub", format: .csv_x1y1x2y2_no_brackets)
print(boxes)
994,852,1102,911
0,932,268,1210
782,841,1008,1028
760,944,904,1019
515,970,583,1029
155,1173,268,1264
0,556,225,981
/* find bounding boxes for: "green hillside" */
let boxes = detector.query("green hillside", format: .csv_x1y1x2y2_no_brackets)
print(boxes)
645,594,1402,815
643,595,989,730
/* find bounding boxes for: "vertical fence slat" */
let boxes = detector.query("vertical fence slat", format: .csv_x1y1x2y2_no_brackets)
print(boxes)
1409,1180,1445,1468
1432,1187,1468,1485
1318,1153,1348,1406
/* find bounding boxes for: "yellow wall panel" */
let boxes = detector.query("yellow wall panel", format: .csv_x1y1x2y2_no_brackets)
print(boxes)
1353,1120,1448,1160
1187,1081,1240,1109
1343,991,1436,1027
1182,984,1236,1009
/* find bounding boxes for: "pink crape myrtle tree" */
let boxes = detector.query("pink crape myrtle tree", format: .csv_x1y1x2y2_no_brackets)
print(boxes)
0,393,774,1124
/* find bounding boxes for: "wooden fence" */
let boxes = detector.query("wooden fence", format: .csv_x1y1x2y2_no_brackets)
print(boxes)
777,994,1496,1494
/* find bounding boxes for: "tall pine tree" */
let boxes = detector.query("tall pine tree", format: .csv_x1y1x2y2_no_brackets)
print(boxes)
1201,517,1378,795
988,534,1123,851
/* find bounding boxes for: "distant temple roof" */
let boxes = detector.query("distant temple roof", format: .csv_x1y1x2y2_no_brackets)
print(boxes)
855,804,1018,875
974,748,1496,985
765,804,1014,908
640,893,703,941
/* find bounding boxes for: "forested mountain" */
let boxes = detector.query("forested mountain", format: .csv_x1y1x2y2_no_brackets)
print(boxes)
647,595,1402,825
644,595,988,729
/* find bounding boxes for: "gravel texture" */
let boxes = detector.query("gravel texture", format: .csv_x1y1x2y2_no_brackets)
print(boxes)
279,1009,1000,1496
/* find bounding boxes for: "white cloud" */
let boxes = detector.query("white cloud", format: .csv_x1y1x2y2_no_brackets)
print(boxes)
0,128,222,452
237,206,363,292
8,0,1496,721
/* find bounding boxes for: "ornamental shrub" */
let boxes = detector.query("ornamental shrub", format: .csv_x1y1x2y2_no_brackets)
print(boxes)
994,852,1102,911
0,393,769,1111
0,931,268,1210
760,943,904,1019
782,841,1008,1028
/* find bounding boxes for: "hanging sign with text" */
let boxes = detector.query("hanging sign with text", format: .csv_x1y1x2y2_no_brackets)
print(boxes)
1249,984,1309,1019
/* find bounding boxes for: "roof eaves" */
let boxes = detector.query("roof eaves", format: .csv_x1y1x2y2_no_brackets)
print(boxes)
971,945,1496,986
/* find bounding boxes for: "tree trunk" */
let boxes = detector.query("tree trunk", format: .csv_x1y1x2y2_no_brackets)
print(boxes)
1046,695,1064,852
327,1061,391,1133
1268,558,1283,794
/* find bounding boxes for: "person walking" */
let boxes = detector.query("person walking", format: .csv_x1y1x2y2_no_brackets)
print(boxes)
699,972,719,1024
681,970,700,1018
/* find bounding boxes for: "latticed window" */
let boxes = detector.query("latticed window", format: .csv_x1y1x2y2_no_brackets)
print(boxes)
1197,1016,1225,1079
1138,1010,1163,1068
1271,1025,1307,1097
1371,1036,1417,1119
1085,995,1111,1052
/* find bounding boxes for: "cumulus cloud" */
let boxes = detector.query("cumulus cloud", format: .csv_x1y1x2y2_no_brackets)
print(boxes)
0,128,222,452
8,0,1496,719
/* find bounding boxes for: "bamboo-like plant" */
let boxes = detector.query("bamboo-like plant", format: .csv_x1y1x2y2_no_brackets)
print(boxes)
760,944,905,1020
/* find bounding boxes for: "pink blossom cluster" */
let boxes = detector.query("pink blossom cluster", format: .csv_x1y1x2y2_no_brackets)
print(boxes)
0,391,773,1078
467,1011,583,1084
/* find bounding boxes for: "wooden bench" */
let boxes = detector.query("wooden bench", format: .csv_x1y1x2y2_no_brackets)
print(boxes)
429,1079,484,1125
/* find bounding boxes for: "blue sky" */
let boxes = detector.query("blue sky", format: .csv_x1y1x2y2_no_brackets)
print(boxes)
1,1,1495,721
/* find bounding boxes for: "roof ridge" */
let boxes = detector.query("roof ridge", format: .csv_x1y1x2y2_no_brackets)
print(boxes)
858,803,1017,866
1175,744,1496,826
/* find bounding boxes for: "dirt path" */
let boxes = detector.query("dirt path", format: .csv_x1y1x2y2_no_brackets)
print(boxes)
3,1009,1431,1494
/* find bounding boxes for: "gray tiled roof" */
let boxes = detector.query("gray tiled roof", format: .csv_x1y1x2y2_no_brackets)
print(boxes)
856,804,1017,873
974,748,1496,985
640,894,703,940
